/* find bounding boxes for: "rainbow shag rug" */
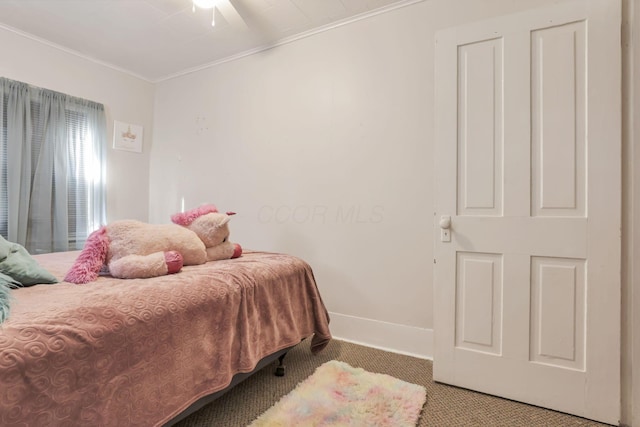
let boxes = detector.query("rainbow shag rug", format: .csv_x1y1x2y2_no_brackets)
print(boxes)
249,360,427,427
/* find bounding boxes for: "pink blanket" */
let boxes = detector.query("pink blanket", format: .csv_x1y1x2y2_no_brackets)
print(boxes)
0,250,331,426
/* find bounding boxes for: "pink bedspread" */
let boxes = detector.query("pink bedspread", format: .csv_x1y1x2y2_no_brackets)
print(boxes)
0,250,331,426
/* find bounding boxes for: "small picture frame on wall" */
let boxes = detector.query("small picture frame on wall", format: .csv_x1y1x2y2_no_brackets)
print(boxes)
113,121,143,153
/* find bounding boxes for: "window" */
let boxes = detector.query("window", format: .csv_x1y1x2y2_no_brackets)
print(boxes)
0,78,106,253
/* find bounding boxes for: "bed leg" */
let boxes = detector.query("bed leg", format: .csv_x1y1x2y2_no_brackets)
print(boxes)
274,353,287,377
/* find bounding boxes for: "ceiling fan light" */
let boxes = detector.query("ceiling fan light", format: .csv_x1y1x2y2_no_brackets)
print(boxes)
192,0,215,9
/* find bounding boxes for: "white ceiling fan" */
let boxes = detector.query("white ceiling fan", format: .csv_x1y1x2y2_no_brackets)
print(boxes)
192,0,248,30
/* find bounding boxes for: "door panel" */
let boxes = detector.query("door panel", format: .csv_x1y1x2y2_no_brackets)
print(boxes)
457,38,503,216
530,257,586,370
531,22,586,217
434,0,620,424
455,252,503,354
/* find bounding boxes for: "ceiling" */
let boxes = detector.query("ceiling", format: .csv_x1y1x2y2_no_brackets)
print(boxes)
0,0,418,82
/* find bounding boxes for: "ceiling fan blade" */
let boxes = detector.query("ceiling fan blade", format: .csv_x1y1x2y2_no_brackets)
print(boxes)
217,0,248,31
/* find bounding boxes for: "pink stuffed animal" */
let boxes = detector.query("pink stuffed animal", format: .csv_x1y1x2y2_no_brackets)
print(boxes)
64,205,242,284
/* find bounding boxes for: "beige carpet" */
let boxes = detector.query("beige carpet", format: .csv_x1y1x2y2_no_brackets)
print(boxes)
174,339,610,427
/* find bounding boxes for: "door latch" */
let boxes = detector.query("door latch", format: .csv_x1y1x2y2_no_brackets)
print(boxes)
439,215,451,242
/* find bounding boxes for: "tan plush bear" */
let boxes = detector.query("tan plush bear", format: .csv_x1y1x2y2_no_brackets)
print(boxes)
64,205,242,284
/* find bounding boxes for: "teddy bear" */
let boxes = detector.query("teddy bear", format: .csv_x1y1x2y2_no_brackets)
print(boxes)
64,204,242,284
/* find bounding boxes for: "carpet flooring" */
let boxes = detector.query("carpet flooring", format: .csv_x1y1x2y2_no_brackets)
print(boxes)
173,339,610,427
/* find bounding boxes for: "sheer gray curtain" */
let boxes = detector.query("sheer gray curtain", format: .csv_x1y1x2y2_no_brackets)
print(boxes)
0,77,106,254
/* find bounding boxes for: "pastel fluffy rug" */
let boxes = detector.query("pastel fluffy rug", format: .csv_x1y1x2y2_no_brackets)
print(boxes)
249,360,427,426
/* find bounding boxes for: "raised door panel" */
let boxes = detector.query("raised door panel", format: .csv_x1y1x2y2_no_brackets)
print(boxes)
457,39,503,217
531,22,587,217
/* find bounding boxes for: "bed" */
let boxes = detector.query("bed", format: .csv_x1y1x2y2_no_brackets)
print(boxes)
0,249,331,426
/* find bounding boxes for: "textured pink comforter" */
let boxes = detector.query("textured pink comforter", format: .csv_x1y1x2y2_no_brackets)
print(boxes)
0,250,331,426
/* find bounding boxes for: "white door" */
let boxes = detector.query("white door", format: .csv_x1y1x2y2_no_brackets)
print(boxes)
433,0,621,424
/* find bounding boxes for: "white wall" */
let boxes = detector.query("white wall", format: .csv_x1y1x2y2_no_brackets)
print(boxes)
0,26,154,223
150,0,576,357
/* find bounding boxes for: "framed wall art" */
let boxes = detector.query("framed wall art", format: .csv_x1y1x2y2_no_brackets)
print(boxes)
113,121,143,153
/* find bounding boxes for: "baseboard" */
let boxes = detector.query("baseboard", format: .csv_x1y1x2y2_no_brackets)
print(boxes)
328,312,433,360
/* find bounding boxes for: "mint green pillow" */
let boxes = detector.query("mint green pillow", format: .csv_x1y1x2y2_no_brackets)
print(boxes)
0,271,20,288
0,271,19,323
0,235,10,261
0,235,58,286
